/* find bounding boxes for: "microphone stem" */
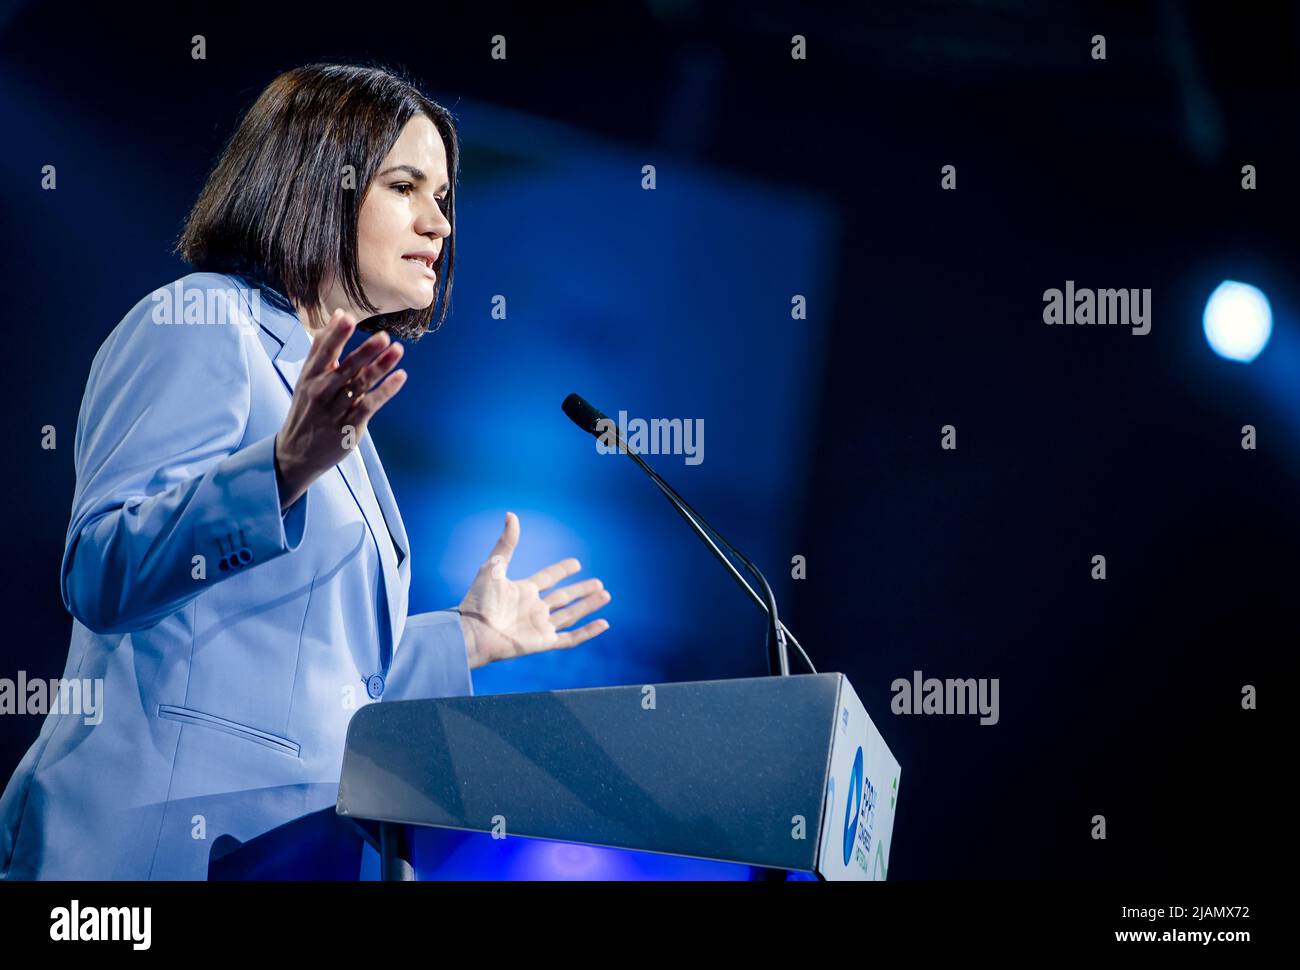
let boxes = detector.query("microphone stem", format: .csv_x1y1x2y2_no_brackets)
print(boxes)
627,450,791,677
562,393,815,676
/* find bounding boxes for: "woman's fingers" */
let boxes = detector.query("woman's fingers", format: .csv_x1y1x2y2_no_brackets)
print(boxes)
333,339,404,407
274,310,412,504
548,589,611,629
553,619,610,650
348,368,407,423
301,309,354,380
525,557,581,592
542,577,603,609
483,512,521,568
330,331,397,396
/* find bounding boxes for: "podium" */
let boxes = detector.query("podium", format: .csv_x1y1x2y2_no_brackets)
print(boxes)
334,672,901,880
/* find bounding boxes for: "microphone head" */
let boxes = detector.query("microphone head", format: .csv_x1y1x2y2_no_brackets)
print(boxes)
562,393,608,436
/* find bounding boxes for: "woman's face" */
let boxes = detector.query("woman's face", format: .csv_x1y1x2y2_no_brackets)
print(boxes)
352,114,451,315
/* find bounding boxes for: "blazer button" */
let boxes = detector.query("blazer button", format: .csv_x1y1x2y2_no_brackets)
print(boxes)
237,547,253,564
366,674,385,700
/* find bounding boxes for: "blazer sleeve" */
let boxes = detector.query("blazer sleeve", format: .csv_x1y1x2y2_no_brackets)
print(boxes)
381,610,475,701
60,283,309,635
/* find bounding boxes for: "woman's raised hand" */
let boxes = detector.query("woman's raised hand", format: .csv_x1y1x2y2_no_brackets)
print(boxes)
457,512,612,669
273,309,407,511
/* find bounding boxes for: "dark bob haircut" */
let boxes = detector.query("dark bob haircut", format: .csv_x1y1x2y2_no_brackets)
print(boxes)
175,62,458,341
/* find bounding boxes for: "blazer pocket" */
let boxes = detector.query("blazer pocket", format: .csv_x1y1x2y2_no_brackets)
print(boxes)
157,704,301,758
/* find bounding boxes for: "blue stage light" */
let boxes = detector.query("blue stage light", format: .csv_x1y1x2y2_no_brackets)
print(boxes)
1203,281,1273,363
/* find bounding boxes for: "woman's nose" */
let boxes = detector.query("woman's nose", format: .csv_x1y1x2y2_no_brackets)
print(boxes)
415,201,450,237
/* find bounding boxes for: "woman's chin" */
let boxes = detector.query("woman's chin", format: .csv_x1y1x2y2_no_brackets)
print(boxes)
372,287,435,315
402,285,436,311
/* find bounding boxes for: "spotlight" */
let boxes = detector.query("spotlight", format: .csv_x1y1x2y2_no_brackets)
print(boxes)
1203,280,1273,363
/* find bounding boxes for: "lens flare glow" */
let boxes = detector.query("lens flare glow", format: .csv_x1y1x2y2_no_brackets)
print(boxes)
1203,281,1273,363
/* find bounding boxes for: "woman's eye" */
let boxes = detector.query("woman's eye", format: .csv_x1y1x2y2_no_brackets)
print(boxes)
436,196,448,210
393,182,415,196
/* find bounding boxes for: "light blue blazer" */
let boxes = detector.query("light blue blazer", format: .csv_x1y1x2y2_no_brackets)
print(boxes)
0,272,474,880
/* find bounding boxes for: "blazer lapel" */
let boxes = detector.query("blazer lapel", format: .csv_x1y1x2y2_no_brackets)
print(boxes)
341,440,407,658
358,435,410,570
358,433,411,642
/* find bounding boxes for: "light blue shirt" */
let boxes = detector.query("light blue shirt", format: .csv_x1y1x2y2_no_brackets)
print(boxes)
0,272,473,879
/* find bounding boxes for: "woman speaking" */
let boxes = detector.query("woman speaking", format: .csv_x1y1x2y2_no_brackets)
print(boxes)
0,64,611,880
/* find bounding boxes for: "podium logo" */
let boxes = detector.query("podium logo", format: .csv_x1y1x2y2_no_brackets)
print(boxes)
842,746,863,865
840,746,876,873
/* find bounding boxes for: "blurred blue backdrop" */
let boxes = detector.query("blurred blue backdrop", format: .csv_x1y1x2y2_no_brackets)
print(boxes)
386,100,833,694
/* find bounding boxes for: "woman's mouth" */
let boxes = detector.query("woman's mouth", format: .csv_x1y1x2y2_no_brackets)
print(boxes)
402,255,437,279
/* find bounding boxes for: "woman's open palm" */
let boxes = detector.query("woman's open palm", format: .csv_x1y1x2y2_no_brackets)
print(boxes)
458,512,611,668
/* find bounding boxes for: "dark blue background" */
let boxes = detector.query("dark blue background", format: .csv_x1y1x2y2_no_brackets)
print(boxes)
1,1,1290,879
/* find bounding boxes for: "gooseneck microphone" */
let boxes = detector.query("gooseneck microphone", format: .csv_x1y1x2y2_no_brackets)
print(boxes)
562,393,815,678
